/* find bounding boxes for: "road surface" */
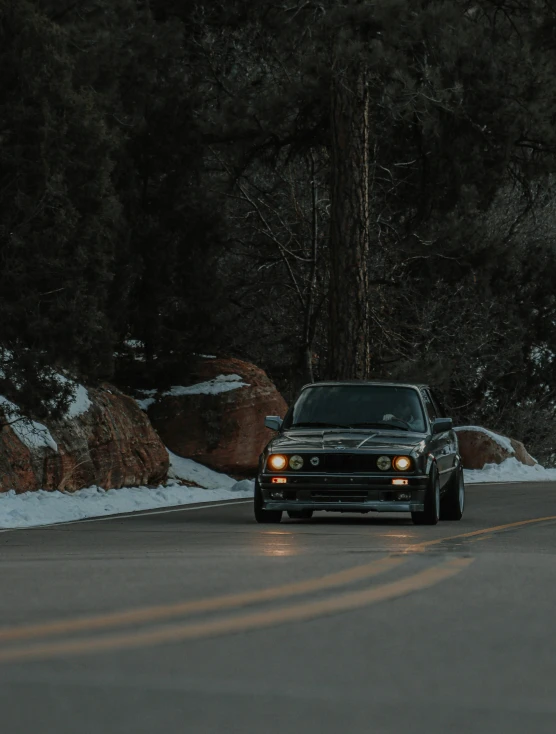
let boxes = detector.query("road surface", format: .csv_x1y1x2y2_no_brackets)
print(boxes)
1,482,556,734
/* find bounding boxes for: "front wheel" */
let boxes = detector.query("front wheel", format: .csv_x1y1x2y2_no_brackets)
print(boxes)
412,468,440,526
254,480,282,524
440,464,465,521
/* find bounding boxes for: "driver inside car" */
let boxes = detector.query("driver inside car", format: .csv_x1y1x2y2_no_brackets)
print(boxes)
382,403,421,431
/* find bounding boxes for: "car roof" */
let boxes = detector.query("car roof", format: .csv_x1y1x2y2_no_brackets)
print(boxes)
299,380,429,391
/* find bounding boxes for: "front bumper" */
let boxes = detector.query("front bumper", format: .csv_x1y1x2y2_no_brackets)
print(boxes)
260,473,428,513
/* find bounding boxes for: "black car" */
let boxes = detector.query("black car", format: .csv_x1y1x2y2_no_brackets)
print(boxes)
255,381,464,526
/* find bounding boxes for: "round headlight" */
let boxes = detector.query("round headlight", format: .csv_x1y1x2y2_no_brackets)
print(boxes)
268,454,287,471
289,455,304,470
393,456,411,471
377,456,391,471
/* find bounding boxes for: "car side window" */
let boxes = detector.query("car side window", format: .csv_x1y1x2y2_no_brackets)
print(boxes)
429,389,444,417
421,390,438,421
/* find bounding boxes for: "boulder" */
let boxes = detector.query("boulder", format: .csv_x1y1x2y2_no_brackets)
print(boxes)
0,385,168,493
455,426,536,470
148,357,288,475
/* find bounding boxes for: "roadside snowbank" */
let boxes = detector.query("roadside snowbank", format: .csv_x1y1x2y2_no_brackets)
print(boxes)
0,450,254,529
168,449,244,490
0,482,254,529
464,457,556,483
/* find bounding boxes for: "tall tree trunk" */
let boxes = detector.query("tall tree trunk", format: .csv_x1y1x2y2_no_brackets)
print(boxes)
302,151,319,384
327,64,372,380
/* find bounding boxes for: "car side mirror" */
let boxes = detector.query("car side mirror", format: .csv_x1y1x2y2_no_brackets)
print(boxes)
432,417,453,435
264,416,283,432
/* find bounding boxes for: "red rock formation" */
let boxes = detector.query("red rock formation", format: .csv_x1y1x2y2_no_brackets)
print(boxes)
0,385,168,493
0,422,36,492
455,427,536,470
148,357,287,475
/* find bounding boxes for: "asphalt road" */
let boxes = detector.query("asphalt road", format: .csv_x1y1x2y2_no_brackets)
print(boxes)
1,483,556,734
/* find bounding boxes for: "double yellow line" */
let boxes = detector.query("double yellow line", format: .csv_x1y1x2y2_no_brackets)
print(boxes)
0,557,470,664
0,555,469,664
0,514,554,664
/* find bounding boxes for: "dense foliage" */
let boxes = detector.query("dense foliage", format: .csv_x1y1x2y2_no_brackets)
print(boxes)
2,0,556,458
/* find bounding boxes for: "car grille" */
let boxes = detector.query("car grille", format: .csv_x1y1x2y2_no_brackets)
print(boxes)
310,454,379,472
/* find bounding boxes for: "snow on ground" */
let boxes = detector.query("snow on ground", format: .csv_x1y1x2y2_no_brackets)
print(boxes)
464,457,556,483
455,425,515,455
0,450,254,529
0,481,254,529
168,449,237,489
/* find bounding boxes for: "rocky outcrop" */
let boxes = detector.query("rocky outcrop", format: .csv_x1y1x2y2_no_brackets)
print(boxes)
455,426,536,470
148,357,287,475
0,385,168,493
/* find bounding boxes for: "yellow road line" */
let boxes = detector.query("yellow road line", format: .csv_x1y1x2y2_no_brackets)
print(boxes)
0,558,473,664
2,514,554,650
0,555,405,643
407,515,556,552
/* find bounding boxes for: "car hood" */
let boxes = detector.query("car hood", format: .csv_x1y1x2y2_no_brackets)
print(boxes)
269,429,426,453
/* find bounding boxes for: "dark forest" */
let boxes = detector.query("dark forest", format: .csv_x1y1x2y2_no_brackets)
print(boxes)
2,0,556,459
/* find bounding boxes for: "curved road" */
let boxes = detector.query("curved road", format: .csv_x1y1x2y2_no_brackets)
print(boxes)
1,483,556,733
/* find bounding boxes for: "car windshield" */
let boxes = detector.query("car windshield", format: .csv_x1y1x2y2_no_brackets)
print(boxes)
284,385,427,432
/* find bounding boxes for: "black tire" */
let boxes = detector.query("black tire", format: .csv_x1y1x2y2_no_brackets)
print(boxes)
440,464,465,521
254,479,282,524
412,467,440,526
287,509,314,520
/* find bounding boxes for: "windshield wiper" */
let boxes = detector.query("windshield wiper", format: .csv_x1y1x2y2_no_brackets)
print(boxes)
290,421,352,429
348,421,410,431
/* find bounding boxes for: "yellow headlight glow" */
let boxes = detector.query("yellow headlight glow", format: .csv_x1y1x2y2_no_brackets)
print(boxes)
393,456,411,471
268,454,287,471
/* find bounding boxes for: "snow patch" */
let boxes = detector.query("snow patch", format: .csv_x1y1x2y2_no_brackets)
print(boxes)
455,425,515,455
0,353,91,420
134,374,249,411
229,478,256,494
67,384,92,418
55,375,92,418
0,396,58,453
164,374,248,397
465,457,556,484
135,389,157,411
168,450,238,490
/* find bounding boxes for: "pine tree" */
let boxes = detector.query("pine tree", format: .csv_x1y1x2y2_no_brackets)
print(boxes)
0,0,120,415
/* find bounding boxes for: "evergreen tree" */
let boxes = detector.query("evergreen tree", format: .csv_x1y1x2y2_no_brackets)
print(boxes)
0,0,120,415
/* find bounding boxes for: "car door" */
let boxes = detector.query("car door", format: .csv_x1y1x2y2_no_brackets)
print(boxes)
421,389,452,488
429,388,459,478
